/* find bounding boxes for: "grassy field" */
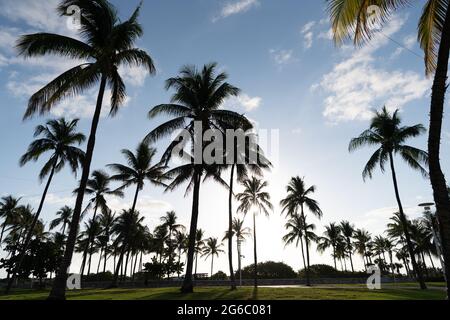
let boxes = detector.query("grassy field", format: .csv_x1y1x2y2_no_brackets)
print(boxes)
0,283,446,300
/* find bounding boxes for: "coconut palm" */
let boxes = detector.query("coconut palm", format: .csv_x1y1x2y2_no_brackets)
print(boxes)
349,107,428,289
282,214,318,274
16,0,156,299
110,209,145,286
317,223,343,270
50,206,73,236
280,176,322,286
236,177,273,288
145,63,250,293
5,118,85,294
97,210,116,273
202,237,224,278
194,229,205,277
108,142,166,284
353,228,372,270
223,218,251,285
340,221,355,273
174,231,188,277
327,0,450,294
79,170,123,276
0,196,21,244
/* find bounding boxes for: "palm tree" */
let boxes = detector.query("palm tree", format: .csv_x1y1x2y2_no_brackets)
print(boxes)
280,176,323,286
202,237,224,278
223,218,251,285
340,221,355,273
110,209,145,286
98,210,116,273
317,223,343,270
282,214,318,275
108,142,166,285
50,206,73,236
353,229,372,270
174,231,188,277
0,196,21,244
236,177,273,288
349,107,428,289
5,118,85,294
194,229,205,277
79,170,123,276
16,0,156,299
327,0,450,295
145,63,250,293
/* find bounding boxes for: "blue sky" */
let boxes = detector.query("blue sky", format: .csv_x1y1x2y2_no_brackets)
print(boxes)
1,0,448,276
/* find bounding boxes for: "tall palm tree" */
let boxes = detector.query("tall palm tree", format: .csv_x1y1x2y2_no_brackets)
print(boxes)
327,0,450,295
5,118,85,294
317,223,343,270
79,170,123,276
280,176,323,286
223,218,251,285
282,214,318,274
340,221,355,273
202,237,224,278
110,209,145,286
160,211,185,268
236,177,273,288
0,196,21,244
349,107,428,289
50,206,73,236
98,210,116,273
194,229,205,277
353,228,372,270
145,63,250,293
174,231,188,277
108,142,166,284
16,0,156,299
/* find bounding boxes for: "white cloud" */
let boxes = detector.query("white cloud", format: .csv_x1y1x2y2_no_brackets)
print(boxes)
223,93,262,112
292,128,302,135
301,21,316,49
270,49,295,66
213,0,259,22
313,15,431,123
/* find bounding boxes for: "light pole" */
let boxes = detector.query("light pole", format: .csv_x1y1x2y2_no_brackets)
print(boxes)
418,202,447,281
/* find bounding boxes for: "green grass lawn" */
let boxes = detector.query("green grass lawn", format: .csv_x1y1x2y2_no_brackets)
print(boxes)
0,283,446,300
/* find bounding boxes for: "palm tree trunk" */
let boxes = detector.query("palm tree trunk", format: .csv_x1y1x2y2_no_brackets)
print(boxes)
299,236,307,272
347,239,354,273
0,222,6,244
300,205,311,286
181,170,201,293
97,249,102,274
332,246,337,270
103,243,108,273
237,239,242,286
5,159,57,294
388,152,427,289
132,253,138,280
211,255,214,278
253,211,258,288
48,75,108,300
427,0,450,298
227,164,237,290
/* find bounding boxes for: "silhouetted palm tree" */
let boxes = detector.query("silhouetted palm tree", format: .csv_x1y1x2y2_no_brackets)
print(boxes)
79,170,123,276
174,231,188,277
50,206,73,236
98,210,116,273
237,177,273,288
340,221,355,273
16,0,156,299
110,209,145,286
202,237,224,277
194,229,205,277
349,107,428,289
145,63,249,293
280,176,322,286
353,229,372,270
327,0,450,294
0,196,21,244
5,118,85,294
282,214,318,274
318,223,343,270
108,142,166,285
